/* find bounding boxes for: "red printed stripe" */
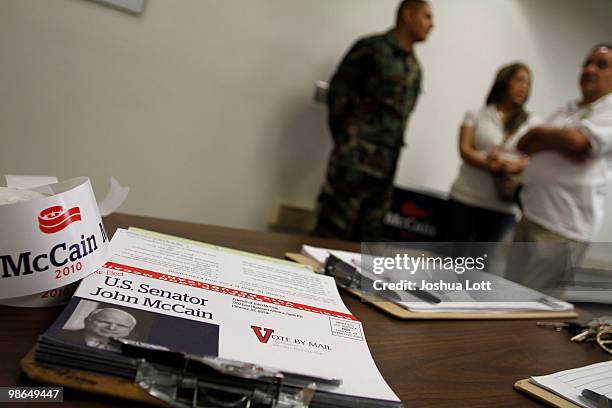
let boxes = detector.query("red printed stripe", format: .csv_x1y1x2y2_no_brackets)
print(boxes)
103,261,357,321
38,206,82,234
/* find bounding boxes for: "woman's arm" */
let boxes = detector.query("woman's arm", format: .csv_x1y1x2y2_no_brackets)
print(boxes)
458,125,504,172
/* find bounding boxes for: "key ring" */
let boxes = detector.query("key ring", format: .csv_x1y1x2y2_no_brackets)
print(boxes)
596,324,612,355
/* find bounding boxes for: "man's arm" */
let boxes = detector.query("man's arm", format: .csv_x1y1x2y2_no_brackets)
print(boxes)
327,40,372,138
517,127,591,158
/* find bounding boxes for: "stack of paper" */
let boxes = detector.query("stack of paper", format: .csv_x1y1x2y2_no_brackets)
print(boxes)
35,230,402,407
301,245,573,314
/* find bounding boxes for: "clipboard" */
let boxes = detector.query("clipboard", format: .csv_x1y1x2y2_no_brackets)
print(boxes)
514,378,581,408
26,332,401,408
21,347,165,406
23,336,320,408
19,346,587,408
286,253,579,320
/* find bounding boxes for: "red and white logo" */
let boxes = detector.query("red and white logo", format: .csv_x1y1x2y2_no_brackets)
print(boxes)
400,201,430,218
38,206,82,234
251,326,274,344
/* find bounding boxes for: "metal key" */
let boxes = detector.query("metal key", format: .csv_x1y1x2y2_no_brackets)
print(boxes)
536,321,587,335
571,329,595,342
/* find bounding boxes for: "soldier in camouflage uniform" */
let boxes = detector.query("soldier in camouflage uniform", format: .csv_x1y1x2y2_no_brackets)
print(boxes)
314,0,434,241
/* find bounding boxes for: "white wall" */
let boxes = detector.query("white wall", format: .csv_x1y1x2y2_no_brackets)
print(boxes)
1,0,611,231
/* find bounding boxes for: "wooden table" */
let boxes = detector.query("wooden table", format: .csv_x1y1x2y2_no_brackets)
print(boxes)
2,213,609,408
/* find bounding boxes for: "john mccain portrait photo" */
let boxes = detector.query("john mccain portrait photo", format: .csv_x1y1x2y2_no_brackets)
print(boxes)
51,298,220,357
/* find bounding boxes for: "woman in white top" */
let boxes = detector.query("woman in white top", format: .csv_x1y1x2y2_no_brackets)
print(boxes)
444,62,540,243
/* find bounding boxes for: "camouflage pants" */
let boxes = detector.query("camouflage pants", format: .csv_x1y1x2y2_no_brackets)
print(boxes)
313,137,400,242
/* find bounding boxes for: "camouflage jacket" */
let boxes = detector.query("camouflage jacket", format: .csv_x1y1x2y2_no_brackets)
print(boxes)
327,29,422,150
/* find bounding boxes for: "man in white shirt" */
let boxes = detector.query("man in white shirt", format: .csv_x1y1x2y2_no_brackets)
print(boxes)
505,44,612,291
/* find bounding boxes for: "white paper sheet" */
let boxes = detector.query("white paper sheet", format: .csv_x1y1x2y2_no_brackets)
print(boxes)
0,188,47,205
74,229,401,404
2,174,129,216
97,176,129,216
3,174,59,189
0,177,110,301
531,361,612,408
0,174,128,307
301,245,573,313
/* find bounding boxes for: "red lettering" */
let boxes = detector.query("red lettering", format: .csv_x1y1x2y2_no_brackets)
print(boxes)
251,326,274,343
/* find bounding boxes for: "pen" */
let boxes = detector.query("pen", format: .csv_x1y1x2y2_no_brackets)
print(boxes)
582,388,612,408
407,288,441,304
536,297,564,310
345,256,440,304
